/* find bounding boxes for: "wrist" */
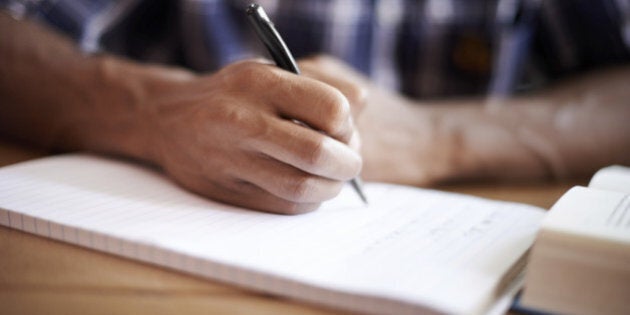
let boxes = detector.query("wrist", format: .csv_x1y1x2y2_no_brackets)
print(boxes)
418,101,478,184
359,93,462,186
89,56,195,165
437,97,557,182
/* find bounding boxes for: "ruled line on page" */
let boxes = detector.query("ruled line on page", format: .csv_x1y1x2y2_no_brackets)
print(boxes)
0,154,545,315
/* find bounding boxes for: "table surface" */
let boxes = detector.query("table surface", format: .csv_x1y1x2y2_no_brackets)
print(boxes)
0,139,583,315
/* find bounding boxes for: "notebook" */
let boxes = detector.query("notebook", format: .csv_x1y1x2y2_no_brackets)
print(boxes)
0,154,545,315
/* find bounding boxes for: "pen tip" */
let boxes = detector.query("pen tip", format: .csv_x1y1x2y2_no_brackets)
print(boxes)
359,193,369,205
350,178,369,205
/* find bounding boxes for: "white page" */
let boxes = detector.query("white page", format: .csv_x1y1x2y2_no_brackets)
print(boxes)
543,186,630,244
0,154,545,315
589,165,630,194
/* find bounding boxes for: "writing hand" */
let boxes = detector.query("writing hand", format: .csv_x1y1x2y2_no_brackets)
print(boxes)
144,60,362,214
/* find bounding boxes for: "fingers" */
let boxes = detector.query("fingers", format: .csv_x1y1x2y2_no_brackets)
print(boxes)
223,60,359,144
174,172,321,215
236,153,345,204
244,116,362,181
225,185,321,215
160,145,330,215
298,56,369,117
266,73,355,143
155,60,367,215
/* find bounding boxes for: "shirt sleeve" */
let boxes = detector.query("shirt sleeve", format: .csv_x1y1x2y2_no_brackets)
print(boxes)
0,0,121,53
2,0,90,42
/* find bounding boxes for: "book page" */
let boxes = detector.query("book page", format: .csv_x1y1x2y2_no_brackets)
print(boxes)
543,186,630,244
589,165,630,194
0,154,545,315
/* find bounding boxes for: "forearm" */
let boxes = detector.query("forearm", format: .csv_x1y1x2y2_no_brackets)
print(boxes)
434,66,630,182
357,64,630,185
0,16,363,213
0,12,192,162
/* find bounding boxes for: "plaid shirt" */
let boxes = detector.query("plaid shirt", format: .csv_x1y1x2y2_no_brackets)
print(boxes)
3,0,629,98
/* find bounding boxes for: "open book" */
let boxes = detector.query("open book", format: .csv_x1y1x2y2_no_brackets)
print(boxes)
0,154,545,315
521,165,630,315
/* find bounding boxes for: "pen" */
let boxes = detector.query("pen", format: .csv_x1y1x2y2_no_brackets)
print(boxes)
246,3,368,205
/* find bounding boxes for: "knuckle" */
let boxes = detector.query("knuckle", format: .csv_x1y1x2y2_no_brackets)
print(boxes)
310,54,336,68
229,61,281,87
301,54,328,67
243,115,273,143
213,106,269,142
301,137,326,170
284,174,317,202
215,104,250,130
318,89,351,135
347,84,368,109
239,63,267,81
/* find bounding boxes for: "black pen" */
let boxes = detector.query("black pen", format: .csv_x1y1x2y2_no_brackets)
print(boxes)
246,3,368,205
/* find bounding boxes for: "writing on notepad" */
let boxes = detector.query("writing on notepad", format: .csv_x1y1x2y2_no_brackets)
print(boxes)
0,154,545,315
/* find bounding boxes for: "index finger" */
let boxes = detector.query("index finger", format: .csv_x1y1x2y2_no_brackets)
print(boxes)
262,68,355,144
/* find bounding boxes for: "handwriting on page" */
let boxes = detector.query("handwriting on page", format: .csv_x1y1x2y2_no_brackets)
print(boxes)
607,195,630,229
0,155,545,315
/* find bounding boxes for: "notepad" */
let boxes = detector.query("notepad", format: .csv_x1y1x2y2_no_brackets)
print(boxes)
0,154,545,315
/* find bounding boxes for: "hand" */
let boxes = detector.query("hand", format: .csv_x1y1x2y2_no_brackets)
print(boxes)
355,86,458,186
0,14,366,214
298,55,369,120
295,55,458,186
141,60,362,214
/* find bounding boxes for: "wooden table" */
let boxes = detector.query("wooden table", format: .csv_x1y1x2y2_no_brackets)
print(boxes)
0,139,583,315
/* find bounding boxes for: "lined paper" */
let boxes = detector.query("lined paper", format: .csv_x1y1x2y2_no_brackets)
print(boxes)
0,154,545,315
